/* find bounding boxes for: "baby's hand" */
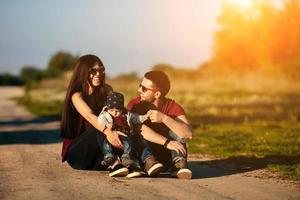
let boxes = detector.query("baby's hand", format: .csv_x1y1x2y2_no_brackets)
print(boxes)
106,123,113,129
144,112,150,119
137,112,149,124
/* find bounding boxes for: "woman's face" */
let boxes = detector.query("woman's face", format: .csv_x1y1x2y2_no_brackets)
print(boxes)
89,65,105,87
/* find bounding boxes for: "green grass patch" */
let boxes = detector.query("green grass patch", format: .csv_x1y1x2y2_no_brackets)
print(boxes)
269,164,300,181
16,94,63,117
189,121,300,180
189,121,300,156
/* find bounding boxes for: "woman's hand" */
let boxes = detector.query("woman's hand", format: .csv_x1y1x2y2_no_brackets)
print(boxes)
115,131,127,137
104,129,124,149
166,140,186,155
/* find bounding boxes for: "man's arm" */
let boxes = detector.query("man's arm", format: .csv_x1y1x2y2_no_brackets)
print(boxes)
148,110,192,140
140,124,186,155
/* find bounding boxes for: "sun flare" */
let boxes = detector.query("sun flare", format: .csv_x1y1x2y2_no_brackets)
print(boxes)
226,0,253,7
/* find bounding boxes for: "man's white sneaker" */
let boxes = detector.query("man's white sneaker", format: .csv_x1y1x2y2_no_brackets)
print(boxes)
144,156,164,177
176,168,192,179
171,158,192,179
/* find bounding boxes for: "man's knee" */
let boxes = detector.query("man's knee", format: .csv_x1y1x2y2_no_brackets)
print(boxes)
168,130,186,144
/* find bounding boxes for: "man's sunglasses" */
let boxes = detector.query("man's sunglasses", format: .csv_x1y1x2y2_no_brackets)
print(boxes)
139,83,158,93
89,68,105,76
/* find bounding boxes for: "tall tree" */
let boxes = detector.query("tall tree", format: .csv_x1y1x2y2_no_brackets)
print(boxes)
47,51,78,77
208,0,300,80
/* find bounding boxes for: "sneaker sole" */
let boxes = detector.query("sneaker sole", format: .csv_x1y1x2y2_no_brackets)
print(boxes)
126,171,142,178
147,163,164,177
109,168,129,177
177,169,192,179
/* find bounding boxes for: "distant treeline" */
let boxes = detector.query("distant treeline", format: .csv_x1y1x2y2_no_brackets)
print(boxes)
0,51,78,87
0,74,23,86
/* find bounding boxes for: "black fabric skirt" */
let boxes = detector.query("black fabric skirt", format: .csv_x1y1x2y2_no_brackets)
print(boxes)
66,126,107,171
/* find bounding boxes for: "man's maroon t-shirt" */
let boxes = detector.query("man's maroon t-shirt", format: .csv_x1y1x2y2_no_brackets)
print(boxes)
128,97,185,117
127,96,185,137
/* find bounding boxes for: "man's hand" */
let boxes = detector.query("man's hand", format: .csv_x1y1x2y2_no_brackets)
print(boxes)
166,140,186,155
148,110,166,123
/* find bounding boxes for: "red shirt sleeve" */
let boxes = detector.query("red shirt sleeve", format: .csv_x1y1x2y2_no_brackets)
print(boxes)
128,97,185,118
163,99,186,118
171,102,185,117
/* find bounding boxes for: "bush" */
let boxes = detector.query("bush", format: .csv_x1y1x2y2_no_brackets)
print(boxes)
46,51,78,77
0,73,23,86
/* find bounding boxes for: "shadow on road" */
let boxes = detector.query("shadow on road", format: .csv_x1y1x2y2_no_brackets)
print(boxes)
0,115,60,126
0,129,61,145
189,155,300,179
0,115,61,145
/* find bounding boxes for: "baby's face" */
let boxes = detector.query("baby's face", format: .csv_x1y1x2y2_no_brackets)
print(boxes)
107,108,122,118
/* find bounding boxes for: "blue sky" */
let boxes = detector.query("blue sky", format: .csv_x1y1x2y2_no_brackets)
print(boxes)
0,0,281,77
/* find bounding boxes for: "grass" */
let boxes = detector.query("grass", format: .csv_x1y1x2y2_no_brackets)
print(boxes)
269,164,300,181
17,74,300,181
17,94,63,117
190,121,300,156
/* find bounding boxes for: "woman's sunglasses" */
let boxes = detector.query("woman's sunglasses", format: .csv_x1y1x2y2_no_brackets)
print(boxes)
89,68,105,76
139,83,158,93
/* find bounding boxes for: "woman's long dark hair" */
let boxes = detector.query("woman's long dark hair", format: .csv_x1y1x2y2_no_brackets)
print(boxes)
60,55,108,139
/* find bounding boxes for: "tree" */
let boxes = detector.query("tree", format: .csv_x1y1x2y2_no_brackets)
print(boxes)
20,66,44,91
46,51,78,77
0,73,23,86
207,0,300,80
20,66,43,83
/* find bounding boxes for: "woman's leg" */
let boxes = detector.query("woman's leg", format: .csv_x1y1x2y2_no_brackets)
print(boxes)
66,126,106,170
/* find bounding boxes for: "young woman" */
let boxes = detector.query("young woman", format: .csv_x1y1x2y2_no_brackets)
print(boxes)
60,54,128,177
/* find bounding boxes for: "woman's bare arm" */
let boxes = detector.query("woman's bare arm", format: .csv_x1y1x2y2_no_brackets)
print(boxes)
71,92,123,148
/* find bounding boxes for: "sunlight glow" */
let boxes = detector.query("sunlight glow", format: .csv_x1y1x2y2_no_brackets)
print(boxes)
226,0,253,8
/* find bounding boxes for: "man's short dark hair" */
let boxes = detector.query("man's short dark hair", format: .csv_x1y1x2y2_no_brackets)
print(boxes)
144,70,170,97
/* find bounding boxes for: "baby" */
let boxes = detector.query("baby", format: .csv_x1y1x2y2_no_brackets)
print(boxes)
97,92,148,169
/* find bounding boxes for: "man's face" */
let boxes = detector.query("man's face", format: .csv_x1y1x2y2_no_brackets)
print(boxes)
138,77,158,103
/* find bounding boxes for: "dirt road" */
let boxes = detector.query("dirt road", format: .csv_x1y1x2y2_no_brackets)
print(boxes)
0,87,299,200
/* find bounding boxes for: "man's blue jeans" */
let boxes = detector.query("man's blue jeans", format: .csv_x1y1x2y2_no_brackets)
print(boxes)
133,130,187,163
132,134,154,162
168,130,187,162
